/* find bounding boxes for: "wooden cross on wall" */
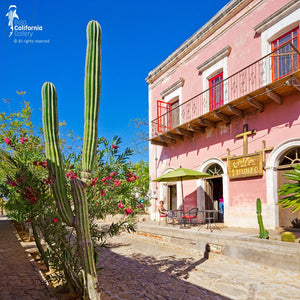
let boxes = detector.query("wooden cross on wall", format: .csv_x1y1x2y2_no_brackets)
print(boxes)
236,124,256,155
255,140,273,167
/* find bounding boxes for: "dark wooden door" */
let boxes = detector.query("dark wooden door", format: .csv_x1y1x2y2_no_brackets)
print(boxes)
168,185,177,210
205,180,214,210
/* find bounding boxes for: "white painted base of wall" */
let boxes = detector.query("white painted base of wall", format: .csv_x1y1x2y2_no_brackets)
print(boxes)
225,204,276,229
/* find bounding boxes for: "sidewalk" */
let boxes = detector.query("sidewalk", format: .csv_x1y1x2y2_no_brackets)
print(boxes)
97,230,300,300
132,220,300,272
0,215,55,300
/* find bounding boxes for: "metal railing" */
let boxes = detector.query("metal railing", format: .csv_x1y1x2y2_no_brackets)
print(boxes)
151,42,300,138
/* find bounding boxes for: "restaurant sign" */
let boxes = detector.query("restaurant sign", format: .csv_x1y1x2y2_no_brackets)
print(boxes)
228,152,263,179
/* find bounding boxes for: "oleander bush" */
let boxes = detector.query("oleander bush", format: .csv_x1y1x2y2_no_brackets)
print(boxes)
0,102,148,297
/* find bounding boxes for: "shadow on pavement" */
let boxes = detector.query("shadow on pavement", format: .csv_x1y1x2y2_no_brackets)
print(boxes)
97,242,231,300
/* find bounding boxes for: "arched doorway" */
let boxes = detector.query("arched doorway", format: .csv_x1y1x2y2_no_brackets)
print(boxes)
205,164,224,222
277,147,300,227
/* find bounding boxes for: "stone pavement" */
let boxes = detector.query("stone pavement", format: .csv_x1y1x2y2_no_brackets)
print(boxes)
97,231,300,300
0,215,56,300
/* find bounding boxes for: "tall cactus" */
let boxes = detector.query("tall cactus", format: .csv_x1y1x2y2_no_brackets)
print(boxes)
42,20,102,300
256,198,269,239
82,20,101,179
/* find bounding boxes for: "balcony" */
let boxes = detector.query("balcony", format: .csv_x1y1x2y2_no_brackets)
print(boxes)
150,43,300,147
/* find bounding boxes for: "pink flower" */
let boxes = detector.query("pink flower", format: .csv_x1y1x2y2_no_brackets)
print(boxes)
4,137,12,145
70,173,78,179
114,179,121,187
110,172,117,177
52,218,58,223
118,203,124,209
43,178,51,185
19,137,28,144
112,144,118,149
90,177,98,187
67,171,79,179
27,220,32,223
30,197,37,204
33,161,38,166
95,202,99,205
101,177,106,183
101,190,105,197
124,208,133,215
39,161,48,168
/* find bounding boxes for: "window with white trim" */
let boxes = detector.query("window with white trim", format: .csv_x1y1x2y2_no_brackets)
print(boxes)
271,27,299,80
254,1,300,85
197,46,230,113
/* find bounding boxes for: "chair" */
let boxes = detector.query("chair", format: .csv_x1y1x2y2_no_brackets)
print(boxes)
181,207,199,225
167,210,176,226
158,210,176,225
158,211,168,225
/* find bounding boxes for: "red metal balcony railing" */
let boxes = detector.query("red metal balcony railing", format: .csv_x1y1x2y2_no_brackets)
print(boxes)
151,42,300,138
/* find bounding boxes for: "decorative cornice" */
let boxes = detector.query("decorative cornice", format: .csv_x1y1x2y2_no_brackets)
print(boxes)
145,0,253,84
196,46,231,73
254,0,300,33
160,78,185,98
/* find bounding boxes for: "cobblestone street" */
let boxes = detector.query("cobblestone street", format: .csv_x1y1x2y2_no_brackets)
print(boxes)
97,232,300,300
0,216,55,300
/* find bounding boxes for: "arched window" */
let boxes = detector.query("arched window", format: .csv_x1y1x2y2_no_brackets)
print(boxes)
278,147,300,169
207,163,224,178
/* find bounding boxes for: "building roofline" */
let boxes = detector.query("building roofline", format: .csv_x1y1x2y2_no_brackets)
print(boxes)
145,0,253,84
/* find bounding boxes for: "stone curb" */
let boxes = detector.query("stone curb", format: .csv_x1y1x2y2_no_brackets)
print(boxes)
135,222,300,272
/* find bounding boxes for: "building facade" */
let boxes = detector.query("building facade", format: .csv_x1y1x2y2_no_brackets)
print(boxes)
146,0,300,228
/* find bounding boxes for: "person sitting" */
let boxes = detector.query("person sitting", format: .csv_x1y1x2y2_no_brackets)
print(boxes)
158,201,167,216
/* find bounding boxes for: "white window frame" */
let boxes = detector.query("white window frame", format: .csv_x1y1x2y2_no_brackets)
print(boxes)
202,58,228,113
255,2,300,85
197,46,231,114
160,78,184,126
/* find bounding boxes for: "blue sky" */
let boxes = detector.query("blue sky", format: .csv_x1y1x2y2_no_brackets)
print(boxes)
1,0,230,162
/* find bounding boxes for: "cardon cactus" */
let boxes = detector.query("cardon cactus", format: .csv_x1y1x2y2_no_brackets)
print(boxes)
256,198,269,239
42,20,101,300
281,231,295,242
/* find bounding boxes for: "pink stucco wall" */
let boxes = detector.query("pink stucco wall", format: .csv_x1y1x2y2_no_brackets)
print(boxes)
154,93,300,207
148,0,299,227
150,0,292,119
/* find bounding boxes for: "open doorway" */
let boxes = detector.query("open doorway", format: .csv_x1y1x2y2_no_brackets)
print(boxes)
205,164,224,222
168,184,177,210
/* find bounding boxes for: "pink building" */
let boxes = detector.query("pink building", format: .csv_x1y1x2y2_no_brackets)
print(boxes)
146,0,300,228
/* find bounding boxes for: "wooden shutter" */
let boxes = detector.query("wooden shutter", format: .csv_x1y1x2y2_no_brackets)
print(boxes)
157,100,171,133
